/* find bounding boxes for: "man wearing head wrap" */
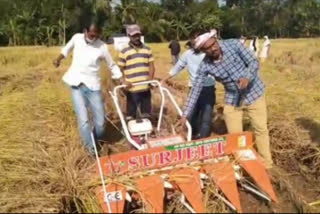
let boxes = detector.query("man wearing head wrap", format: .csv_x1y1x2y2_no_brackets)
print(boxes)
180,32,273,169
162,31,216,139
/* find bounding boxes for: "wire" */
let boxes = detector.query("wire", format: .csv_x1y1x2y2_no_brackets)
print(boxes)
91,132,112,213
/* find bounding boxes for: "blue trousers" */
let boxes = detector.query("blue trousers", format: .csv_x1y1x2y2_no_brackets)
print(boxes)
189,86,216,139
70,84,105,154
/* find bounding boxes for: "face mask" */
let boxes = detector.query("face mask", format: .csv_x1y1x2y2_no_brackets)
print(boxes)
85,37,95,44
85,32,96,44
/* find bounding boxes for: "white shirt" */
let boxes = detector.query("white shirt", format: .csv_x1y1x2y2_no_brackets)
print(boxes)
169,49,215,87
259,39,271,58
61,33,122,91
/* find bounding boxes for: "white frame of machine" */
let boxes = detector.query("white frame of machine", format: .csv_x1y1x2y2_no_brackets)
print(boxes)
109,80,192,150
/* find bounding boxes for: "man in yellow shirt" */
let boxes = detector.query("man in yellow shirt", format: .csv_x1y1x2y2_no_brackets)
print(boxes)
118,24,155,120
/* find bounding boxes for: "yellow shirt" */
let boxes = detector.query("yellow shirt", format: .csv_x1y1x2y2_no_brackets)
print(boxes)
118,44,154,92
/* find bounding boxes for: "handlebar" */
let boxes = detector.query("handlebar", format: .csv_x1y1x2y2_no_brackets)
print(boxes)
113,80,161,96
110,80,192,148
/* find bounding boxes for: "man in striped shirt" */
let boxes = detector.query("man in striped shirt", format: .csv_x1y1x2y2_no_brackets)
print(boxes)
118,24,155,120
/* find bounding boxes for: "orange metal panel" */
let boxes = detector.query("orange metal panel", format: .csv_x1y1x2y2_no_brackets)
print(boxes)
135,175,165,213
98,132,253,176
170,168,204,213
234,149,278,203
203,162,242,213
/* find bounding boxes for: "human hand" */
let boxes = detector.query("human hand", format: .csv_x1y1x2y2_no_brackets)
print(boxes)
121,79,132,89
180,116,188,131
238,78,249,89
53,59,61,68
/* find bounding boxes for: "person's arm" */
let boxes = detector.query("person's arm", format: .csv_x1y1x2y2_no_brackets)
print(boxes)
148,49,155,80
235,40,260,89
103,44,122,80
117,50,132,88
53,54,65,68
149,62,155,80
53,34,76,67
162,52,188,84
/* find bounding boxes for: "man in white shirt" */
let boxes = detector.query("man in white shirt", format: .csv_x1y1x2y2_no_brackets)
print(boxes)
259,36,271,63
249,36,259,58
53,23,122,155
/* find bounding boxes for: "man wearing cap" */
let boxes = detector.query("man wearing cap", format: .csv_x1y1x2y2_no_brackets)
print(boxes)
118,24,155,120
180,32,273,168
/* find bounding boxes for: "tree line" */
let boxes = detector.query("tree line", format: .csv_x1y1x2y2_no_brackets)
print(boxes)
0,0,319,46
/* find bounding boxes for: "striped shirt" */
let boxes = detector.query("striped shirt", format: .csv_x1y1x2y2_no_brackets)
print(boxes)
118,43,154,92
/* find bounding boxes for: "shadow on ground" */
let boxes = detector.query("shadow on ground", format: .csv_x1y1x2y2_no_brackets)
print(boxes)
295,117,320,144
102,119,124,143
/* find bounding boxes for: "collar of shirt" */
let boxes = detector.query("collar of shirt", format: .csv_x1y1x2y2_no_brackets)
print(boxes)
129,41,144,50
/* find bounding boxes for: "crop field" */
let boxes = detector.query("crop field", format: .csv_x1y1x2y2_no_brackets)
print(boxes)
0,39,320,213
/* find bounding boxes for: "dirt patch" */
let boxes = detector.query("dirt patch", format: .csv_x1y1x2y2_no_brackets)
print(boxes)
0,72,43,95
269,118,320,183
0,74,15,96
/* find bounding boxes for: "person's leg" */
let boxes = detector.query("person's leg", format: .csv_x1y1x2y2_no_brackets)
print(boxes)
70,85,93,152
223,105,243,133
190,104,200,139
174,55,179,64
140,90,152,118
126,92,138,119
246,94,273,168
199,86,215,138
171,55,178,65
186,87,200,138
86,88,106,143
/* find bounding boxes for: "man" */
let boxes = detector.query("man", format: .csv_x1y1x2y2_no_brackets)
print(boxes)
53,23,122,155
249,36,259,58
259,36,271,63
180,32,273,168
118,24,155,120
168,39,181,65
162,37,216,139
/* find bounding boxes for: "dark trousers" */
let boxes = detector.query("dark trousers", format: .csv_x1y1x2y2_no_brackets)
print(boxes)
171,54,179,65
189,86,216,139
126,90,152,118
